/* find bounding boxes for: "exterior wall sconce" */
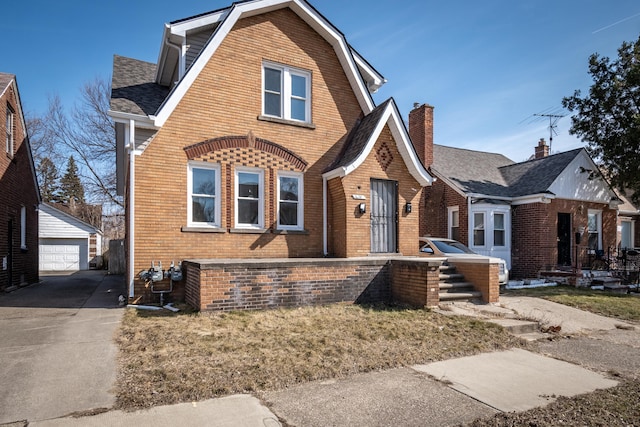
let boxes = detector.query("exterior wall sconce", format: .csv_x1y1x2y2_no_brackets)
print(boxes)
358,203,366,214
405,202,412,213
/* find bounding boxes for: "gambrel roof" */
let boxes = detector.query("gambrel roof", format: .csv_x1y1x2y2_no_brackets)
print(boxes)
110,0,386,126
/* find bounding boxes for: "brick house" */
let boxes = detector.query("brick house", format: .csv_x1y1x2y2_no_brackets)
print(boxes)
410,103,621,279
109,0,436,306
0,73,40,291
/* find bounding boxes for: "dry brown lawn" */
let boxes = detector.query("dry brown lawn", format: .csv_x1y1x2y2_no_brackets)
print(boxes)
115,303,527,409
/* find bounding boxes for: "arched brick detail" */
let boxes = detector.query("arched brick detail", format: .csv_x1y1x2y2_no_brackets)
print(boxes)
184,135,308,171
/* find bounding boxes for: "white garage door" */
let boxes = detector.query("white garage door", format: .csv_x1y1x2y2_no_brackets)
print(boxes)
39,239,87,271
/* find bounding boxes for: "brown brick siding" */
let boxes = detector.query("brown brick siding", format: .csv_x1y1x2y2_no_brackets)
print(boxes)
129,9,363,279
511,199,617,278
390,259,441,307
421,179,468,245
453,260,499,303
0,79,39,289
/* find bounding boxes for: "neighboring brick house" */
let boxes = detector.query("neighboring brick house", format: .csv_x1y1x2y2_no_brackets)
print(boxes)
409,103,620,279
0,73,40,291
109,0,434,304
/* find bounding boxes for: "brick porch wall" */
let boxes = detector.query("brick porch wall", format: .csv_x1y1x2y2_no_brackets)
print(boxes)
452,258,500,303
184,258,391,311
390,259,441,307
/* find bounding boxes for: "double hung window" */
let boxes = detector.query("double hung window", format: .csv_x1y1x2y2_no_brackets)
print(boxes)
588,210,602,250
278,172,303,230
263,63,310,123
235,168,264,229
188,162,220,227
448,206,459,241
473,212,485,246
494,213,505,246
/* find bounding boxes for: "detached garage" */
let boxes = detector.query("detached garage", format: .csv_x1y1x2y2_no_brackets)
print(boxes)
39,203,103,272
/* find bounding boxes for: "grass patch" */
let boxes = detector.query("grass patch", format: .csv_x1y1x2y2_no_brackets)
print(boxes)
115,303,528,409
506,286,640,323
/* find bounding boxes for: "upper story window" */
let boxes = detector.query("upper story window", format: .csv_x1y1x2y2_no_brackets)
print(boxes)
263,62,311,123
187,162,221,227
235,168,264,229
277,171,303,231
6,104,14,156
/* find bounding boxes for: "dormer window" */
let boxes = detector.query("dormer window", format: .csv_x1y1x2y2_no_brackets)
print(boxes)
262,62,310,123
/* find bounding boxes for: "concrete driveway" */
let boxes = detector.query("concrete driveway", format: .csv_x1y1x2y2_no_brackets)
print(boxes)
0,270,126,424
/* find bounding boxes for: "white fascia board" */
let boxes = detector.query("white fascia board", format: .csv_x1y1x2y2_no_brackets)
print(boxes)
154,0,375,126
169,10,227,37
40,203,100,234
511,193,556,205
109,110,157,128
352,51,386,93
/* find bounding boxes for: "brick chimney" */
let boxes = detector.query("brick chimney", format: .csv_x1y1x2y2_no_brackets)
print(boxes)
408,103,434,168
535,138,549,159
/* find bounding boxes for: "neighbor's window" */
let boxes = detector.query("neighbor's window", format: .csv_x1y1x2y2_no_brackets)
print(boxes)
448,206,459,241
473,212,485,246
588,210,602,250
20,205,27,249
6,104,14,156
263,62,310,122
278,172,303,230
187,162,220,227
494,213,505,246
235,168,264,228
621,220,634,250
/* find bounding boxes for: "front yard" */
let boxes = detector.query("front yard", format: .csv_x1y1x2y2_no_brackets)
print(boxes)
115,303,526,409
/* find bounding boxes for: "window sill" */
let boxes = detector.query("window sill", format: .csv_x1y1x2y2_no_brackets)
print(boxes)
181,226,226,233
258,115,316,129
20,246,28,253
272,229,309,235
230,228,270,234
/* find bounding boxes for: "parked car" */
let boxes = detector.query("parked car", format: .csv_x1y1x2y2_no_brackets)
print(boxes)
419,236,509,285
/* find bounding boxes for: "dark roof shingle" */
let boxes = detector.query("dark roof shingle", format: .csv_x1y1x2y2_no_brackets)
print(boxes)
110,55,170,116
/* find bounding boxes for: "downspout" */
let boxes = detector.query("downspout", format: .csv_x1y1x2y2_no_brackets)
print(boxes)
467,196,473,247
164,36,184,81
323,176,328,256
127,120,138,298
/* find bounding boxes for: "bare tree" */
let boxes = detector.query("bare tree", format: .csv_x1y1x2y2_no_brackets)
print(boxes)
45,77,122,208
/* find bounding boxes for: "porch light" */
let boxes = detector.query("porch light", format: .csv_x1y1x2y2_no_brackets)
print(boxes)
358,203,366,214
405,202,412,214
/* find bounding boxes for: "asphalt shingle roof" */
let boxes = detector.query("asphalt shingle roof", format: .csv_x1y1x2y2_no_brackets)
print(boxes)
325,98,392,172
110,55,170,116
433,144,584,198
0,73,14,94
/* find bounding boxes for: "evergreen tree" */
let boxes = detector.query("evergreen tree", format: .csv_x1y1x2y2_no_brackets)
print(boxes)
59,156,85,204
37,157,61,202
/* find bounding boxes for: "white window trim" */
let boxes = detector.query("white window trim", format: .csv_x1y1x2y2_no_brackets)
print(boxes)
277,171,304,231
621,219,636,249
20,205,27,250
235,167,264,229
187,161,221,228
262,61,311,123
472,211,486,248
447,206,459,240
588,209,603,250
6,105,14,156
493,211,506,247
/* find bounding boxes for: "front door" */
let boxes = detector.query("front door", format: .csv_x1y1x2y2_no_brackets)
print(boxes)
370,179,397,253
557,213,571,266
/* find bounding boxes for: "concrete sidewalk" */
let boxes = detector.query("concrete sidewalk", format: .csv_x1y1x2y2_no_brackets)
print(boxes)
6,289,638,426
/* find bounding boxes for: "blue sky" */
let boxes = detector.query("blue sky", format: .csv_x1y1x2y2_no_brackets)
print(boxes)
3,0,639,162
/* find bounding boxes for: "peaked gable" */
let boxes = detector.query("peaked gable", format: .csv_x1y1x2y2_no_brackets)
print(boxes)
323,98,433,186
151,0,383,127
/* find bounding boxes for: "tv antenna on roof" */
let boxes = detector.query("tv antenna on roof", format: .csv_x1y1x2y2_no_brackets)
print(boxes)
532,113,564,152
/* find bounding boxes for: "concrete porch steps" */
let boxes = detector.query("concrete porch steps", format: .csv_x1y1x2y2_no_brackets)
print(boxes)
438,264,482,302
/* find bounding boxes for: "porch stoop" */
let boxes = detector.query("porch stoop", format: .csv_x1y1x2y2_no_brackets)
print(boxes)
438,264,482,302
